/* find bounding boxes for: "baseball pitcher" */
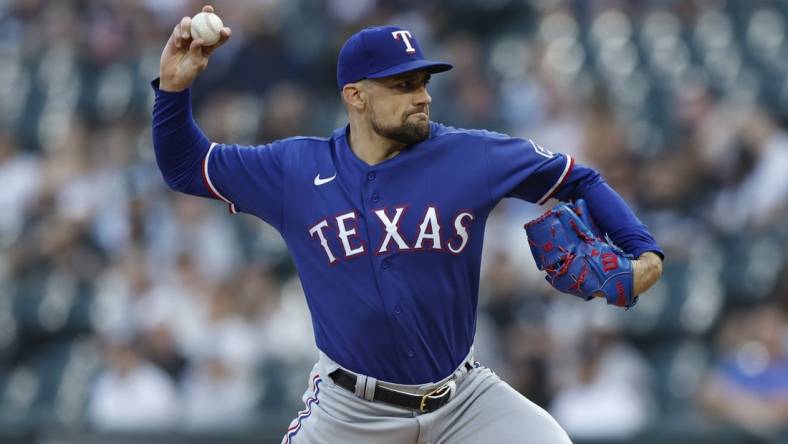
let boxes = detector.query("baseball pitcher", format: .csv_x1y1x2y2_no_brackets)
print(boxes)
153,5,664,443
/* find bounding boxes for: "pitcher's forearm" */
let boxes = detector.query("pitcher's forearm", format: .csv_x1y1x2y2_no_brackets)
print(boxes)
633,251,663,295
151,79,212,197
555,167,664,259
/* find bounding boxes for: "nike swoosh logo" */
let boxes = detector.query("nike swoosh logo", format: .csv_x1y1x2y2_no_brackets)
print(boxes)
314,173,337,186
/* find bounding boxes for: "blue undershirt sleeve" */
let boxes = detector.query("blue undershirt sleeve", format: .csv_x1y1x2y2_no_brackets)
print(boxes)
150,78,212,198
151,79,287,227
553,163,664,260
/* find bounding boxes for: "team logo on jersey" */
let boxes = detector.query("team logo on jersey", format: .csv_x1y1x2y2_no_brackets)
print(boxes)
392,30,417,54
531,140,554,158
309,205,475,264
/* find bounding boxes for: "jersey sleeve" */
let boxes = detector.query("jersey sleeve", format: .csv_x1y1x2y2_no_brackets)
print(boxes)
203,141,286,230
483,134,574,204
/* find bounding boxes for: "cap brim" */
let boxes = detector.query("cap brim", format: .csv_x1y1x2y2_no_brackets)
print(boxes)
366,59,453,80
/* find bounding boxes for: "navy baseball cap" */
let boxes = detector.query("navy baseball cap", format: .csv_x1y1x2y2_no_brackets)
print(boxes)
337,26,453,89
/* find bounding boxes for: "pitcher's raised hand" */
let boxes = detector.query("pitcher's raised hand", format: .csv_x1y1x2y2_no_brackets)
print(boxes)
159,5,231,92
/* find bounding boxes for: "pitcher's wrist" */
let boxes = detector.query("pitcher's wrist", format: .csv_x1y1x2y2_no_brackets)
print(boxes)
159,75,188,93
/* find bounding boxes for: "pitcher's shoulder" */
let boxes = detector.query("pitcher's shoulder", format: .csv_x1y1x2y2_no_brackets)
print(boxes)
265,134,333,157
277,135,332,148
429,122,510,142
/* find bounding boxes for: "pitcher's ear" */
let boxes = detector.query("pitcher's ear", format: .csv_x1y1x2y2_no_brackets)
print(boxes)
342,82,367,111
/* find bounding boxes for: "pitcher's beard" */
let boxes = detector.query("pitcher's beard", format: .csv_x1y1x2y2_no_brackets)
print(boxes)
371,115,430,145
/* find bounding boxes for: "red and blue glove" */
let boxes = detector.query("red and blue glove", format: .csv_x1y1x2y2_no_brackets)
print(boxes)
524,199,637,308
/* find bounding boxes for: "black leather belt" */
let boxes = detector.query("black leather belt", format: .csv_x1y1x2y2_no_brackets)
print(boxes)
329,363,473,413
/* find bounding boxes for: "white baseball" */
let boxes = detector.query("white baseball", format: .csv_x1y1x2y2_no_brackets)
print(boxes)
190,12,223,46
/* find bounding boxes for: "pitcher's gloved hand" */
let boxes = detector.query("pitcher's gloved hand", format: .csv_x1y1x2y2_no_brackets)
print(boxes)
524,199,636,308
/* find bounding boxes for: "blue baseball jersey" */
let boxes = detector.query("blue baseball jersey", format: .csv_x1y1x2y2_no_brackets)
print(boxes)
202,123,573,384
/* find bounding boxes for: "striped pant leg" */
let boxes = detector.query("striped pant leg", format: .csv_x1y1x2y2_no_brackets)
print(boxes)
282,367,420,444
282,374,324,444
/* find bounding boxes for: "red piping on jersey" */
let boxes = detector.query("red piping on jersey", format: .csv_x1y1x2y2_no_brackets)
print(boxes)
537,155,575,205
201,144,237,214
201,155,223,201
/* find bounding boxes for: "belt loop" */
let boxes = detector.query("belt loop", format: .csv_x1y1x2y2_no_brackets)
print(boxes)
455,356,473,379
446,379,457,401
354,374,366,398
364,376,377,401
354,374,377,401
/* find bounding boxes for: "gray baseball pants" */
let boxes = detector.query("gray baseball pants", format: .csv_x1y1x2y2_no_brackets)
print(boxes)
281,352,572,444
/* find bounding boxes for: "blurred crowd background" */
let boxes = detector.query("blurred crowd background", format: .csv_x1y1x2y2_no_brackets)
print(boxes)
1,0,788,443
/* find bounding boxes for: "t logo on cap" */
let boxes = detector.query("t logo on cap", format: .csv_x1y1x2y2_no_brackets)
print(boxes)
392,30,416,54
336,25,453,90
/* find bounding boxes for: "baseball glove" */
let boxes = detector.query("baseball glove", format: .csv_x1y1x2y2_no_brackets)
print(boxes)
524,199,637,308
